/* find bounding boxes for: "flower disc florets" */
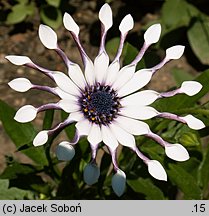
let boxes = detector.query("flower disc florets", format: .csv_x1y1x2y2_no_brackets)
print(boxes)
80,83,121,125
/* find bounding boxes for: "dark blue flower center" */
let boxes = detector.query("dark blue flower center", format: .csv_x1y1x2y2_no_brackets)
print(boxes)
90,91,114,115
79,83,121,125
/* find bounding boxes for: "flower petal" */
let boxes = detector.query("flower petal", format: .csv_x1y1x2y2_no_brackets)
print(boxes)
75,119,91,136
166,45,185,60
181,114,205,130
38,24,57,49
83,163,100,185
120,106,159,120
63,12,80,36
119,14,134,35
109,123,136,148
33,130,48,146
144,24,161,45
68,64,87,90
101,125,118,150
99,3,113,31
58,99,80,113
56,141,75,161
117,69,153,97
180,81,202,96
105,60,120,85
8,78,32,92
115,115,150,135
87,124,102,146
69,111,84,121
111,169,126,197
52,71,81,96
121,90,159,106
94,51,109,83
165,144,189,161
55,87,76,99
112,64,136,90
5,55,31,65
84,58,95,86
14,105,37,123
147,160,167,181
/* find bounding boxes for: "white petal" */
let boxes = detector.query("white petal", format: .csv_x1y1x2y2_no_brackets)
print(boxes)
121,90,159,106
58,99,80,113
117,69,153,97
99,3,113,31
119,14,134,35
165,144,189,161
8,78,32,92
5,55,31,65
68,64,87,90
112,169,126,197
87,124,102,146
101,125,118,150
109,123,135,148
94,52,109,83
63,12,80,36
52,71,81,96
69,111,84,122
55,87,76,100
33,130,48,146
180,81,202,96
120,106,159,120
56,141,75,161
14,105,37,123
166,45,185,60
181,114,205,130
75,119,91,136
112,64,136,90
38,24,57,49
115,115,150,135
147,160,167,181
105,60,120,85
85,58,95,86
144,24,161,45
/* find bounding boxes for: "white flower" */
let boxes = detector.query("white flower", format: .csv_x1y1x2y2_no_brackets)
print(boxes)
7,4,205,196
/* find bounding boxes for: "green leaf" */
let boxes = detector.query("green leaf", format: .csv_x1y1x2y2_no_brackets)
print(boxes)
172,67,194,85
46,0,61,7
43,110,54,130
6,3,35,24
188,18,209,65
40,5,62,29
123,42,145,69
162,0,190,29
17,0,29,4
106,37,120,60
0,100,48,166
198,143,209,195
0,179,31,200
127,178,166,199
178,131,200,147
168,163,202,199
0,100,35,147
0,161,37,179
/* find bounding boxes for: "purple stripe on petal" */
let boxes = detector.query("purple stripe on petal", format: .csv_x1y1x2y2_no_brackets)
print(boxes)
109,148,119,172
32,85,59,97
26,62,55,80
37,103,62,113
130,43,150,65
157,112,187,124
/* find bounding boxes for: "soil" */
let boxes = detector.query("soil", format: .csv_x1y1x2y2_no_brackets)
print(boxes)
0,0,200,172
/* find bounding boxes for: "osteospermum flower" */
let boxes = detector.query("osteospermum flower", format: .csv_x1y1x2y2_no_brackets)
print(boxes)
6,4,205,196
